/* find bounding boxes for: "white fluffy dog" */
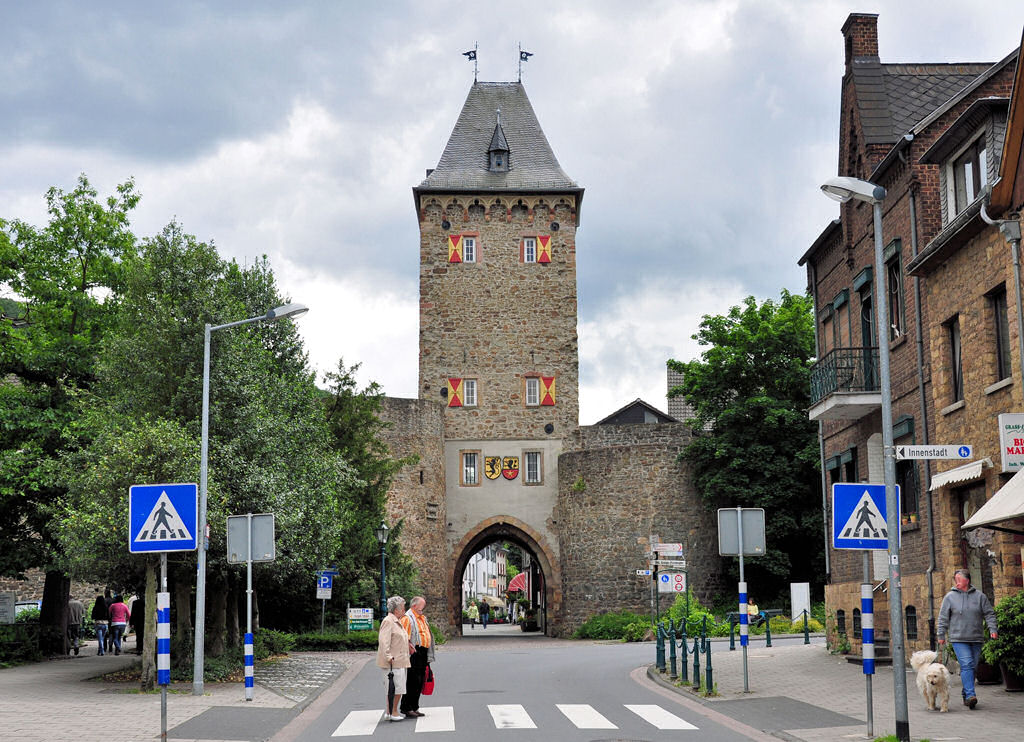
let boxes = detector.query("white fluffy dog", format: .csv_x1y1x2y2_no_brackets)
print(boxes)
911,650,951,712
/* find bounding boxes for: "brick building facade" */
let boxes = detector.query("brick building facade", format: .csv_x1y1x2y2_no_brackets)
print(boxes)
801,13,1024,660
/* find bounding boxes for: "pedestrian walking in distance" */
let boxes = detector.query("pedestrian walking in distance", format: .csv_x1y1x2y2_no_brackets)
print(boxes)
400,596,434,718
478,599,490,629
107,595,130,655
466,601,478,629
66,596,84,656
937,569,998,709
376,595,412,722
90,595,109,656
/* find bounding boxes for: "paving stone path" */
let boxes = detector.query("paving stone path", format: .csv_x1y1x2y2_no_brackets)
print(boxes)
256,652,347,704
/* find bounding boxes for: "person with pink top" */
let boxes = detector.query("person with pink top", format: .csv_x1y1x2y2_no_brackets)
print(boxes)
107,596,130,655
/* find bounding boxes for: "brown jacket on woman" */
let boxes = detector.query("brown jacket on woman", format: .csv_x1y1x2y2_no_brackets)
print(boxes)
376,613,411,669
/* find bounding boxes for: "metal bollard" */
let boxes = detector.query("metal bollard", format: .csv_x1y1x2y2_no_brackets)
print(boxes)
678,620,688,683
656,622,666,672
729,619,736,651
692,637,701,692
705,636,713,692
668,623,677,680
803,609,810,645
764,612,772,648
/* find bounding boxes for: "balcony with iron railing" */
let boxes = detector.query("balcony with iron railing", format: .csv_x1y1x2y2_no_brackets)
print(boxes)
808,346,882,421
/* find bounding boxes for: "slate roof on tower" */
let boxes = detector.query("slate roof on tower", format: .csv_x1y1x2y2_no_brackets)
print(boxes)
416,82,579,192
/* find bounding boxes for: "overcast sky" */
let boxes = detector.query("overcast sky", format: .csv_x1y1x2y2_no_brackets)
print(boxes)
2,1,1022,424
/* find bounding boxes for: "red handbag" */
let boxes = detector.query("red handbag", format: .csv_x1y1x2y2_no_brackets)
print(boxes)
422,665,435,695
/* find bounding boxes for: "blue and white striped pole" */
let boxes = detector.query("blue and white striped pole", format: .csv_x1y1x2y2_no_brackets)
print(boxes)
244,632,254,701
157,592,171,685
738,581,749,647
861,583,874,675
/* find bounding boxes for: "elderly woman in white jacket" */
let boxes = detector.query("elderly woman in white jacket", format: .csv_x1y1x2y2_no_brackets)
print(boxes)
377,595,413,721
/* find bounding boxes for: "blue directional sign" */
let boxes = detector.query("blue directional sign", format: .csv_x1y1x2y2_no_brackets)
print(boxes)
833,483,900,550
129,483,198,553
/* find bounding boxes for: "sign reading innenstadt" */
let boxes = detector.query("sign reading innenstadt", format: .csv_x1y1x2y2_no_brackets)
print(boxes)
895,444,972,461
636,569,652,576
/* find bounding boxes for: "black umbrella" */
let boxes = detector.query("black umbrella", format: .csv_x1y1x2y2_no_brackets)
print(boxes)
387,660,396,717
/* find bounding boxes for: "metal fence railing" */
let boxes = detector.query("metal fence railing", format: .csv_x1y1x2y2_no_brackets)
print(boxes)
809,347,880,405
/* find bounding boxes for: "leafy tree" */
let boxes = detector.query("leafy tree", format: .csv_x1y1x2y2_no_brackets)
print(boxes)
668,291,821,602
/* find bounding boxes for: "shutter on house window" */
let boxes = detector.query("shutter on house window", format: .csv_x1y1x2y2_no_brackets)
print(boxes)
448,235,463,263
540,376,556,406
447,377,464,407
537,235,551,263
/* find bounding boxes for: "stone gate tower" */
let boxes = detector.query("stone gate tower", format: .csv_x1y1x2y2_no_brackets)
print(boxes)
399,81,582,634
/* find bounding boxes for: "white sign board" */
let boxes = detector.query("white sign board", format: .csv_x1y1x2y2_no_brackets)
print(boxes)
316,587,332,600
636,569,652,576
895,444,972,461
658,572,687,593
654,542,683,555
999,413,1024,472
790,582,810,621
717,508,766,556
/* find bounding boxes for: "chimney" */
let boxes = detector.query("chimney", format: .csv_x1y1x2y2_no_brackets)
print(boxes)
841,13,879,71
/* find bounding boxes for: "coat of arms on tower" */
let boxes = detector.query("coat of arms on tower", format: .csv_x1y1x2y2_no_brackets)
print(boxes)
484,456,501,480
502,456,520,480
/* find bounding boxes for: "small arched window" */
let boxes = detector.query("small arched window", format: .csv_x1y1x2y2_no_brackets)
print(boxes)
853,608,862,639
836,609,846,635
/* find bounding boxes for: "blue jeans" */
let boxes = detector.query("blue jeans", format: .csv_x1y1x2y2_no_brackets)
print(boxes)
110,624,126,653
94,623,107,655
481,613,488,628
952,641,983,700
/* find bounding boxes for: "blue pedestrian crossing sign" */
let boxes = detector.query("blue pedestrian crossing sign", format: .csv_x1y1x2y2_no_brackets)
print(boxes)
833,483,900,550
129,483,198,553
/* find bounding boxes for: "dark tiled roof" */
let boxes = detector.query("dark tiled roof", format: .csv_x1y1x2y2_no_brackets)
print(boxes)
489,123,509,152
852,60,993,144
418,82,578,191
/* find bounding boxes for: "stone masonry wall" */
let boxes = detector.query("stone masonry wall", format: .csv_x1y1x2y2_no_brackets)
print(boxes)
377,397,452,632
417,195,579,443
557,423,726,635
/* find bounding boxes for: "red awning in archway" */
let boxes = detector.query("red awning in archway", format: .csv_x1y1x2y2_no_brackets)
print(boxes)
507,572,526,592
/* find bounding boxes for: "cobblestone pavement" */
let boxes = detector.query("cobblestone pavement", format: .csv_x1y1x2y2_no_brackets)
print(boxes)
255,652,346,705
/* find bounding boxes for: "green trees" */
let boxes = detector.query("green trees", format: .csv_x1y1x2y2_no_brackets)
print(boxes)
668,290,822,602
2,177,414,669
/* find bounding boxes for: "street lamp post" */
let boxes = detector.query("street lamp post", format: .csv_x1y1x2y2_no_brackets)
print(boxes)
375,521,389,620
822,176,910,742
193,302,308,696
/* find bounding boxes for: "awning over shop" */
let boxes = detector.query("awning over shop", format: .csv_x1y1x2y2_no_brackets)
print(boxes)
507,572,526,592
478,595,505,608
929,458,992,491
962,467,1024,534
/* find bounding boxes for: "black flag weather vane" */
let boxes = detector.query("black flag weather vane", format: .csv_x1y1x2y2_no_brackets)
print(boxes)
462,44,534,82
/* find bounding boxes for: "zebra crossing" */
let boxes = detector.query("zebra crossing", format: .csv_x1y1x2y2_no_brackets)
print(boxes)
331,702,698,736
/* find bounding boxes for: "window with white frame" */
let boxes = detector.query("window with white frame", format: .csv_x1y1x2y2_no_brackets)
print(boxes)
950,135,988,217
463,236,476,263
948,315,963,402
885,242,904,341
525,377,540,406
523,237,537,263
463,379,477,406
991,286,1011,381
524,451,542,484
461,451,480,486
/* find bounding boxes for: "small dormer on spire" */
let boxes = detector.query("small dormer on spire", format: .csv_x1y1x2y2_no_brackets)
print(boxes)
488,108,510,172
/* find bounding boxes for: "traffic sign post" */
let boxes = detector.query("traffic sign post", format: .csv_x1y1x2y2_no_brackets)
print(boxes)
226,513,276,701
129,483,197,741
894,444,972,461
833,484,901,550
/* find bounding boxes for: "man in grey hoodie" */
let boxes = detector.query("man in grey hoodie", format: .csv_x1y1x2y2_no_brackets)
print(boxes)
937,569,998,709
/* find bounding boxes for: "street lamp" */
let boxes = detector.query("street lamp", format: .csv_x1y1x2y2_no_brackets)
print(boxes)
375,520,389,620
193,302,309,696
822,176,910,742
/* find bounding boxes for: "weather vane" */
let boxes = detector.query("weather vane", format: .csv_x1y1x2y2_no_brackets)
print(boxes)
518,43,533,82
463,43,478,82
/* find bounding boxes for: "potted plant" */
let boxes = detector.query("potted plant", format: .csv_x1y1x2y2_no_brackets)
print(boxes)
981,590,1024,691
520,608,539,632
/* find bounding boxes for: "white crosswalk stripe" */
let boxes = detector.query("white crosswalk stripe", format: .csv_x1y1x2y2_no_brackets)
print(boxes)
332,702,698,735
331,709,384,736
487,703,537,729
556,703,618,729
414,706,455,733
624,703,699,730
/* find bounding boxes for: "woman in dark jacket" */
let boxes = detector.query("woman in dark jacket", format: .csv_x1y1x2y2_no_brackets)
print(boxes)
91,595,109,656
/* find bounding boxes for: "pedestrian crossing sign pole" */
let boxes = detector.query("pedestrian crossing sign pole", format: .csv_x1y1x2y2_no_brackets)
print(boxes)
832,483,901,550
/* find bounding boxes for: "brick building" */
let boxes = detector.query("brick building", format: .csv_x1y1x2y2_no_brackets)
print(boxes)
800,13,1022,659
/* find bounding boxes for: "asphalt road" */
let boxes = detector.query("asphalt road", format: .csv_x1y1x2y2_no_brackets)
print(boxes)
286,628,769,741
